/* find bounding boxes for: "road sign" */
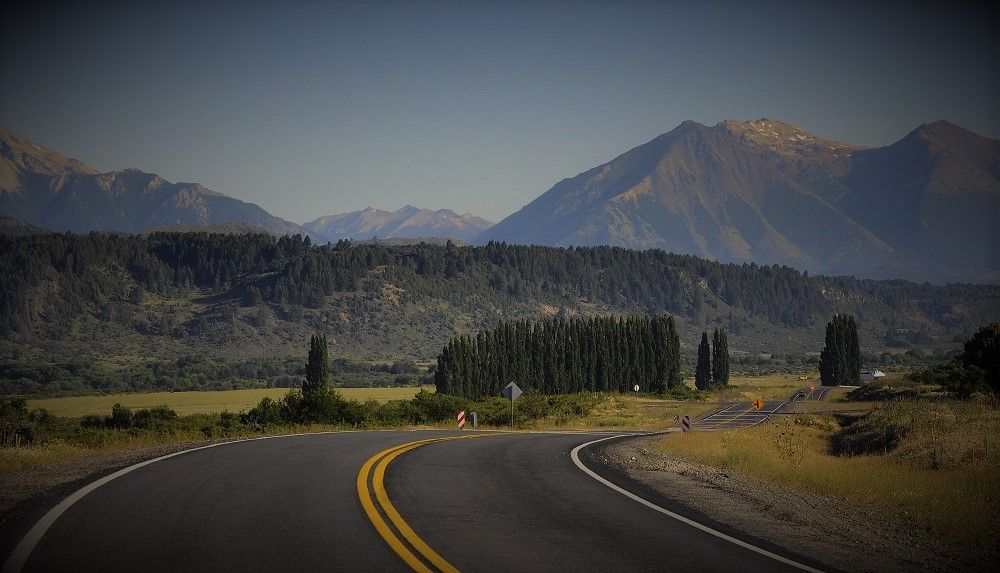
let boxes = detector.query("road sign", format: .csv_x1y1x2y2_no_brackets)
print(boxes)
502,382,522,429
457,410,466,429
681,415,691,432
751,397,765,411
502,382,522,401
633,385,639,392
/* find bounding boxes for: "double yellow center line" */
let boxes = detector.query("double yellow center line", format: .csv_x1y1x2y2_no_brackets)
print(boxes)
357,435,484,573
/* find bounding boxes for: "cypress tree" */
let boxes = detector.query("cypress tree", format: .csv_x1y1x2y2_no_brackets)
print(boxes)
847,316,861,384
819,314,861,386
304,333,330,395
666,316,682,389
695,331,712,390
711,328,730,388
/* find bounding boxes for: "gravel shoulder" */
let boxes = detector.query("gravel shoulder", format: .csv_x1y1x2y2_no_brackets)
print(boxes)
595,434,989,573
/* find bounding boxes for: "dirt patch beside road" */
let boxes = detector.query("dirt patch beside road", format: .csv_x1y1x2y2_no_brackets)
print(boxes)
596,434,988,573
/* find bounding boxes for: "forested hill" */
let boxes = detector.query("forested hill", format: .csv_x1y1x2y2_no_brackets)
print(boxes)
2,232,998,394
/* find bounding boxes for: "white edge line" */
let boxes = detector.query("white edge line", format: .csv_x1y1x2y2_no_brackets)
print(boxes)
570,435,824,573
0,429,369,573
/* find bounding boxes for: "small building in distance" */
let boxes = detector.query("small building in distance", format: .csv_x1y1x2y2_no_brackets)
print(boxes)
860,369,886,382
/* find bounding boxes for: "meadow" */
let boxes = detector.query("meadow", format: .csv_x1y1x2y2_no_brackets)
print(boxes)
27,386,433,417
653,398,999,547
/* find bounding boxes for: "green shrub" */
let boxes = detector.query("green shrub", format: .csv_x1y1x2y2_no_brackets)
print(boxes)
830,407,911,456
131,406,179,430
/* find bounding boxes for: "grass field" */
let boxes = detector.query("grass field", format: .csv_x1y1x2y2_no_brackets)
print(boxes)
23,374,814,420
653,399,999,546
714,373,814,402
528,394,718,431
27,386,434,417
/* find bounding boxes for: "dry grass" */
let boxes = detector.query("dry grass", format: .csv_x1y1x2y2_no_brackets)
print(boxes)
528,394,717,431
653,399,999,546
27,386,434,417
0,430,204,474
711,373,809,402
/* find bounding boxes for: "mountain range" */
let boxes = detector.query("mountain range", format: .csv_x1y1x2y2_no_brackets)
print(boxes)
481,119,1000,283
304,206,491,242
0,124,317,240
3,119,998,283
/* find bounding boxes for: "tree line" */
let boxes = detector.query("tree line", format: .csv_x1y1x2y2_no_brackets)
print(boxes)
434,315,683,398
1,231,869,337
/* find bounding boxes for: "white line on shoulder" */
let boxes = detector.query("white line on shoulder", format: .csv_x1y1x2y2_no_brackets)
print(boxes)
570,435,823,573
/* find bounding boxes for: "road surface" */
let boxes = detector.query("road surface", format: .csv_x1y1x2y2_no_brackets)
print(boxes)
694,386,834,430
5,430,824,572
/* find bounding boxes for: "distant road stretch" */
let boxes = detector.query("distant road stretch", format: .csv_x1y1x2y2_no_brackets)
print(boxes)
695,386,837,430
6,430,824,572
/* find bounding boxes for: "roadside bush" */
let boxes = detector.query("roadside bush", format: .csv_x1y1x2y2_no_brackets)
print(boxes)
131,406,179,430
830,407,911,456
1,398,55,446
243,397,283,427
107,403,133,429
408,390,469,423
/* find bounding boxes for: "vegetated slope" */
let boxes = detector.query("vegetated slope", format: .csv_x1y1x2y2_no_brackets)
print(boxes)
0,216,46,236
304,205,492,242
0,124,318,240
2,232,998,395
480,119,1000,284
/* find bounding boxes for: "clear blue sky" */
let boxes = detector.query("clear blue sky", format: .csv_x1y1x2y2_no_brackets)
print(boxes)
2,1,997,224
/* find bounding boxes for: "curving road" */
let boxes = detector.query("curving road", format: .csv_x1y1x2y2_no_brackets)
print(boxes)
6,430,823,572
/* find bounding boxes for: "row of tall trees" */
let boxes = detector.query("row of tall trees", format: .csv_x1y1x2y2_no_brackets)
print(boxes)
694,328,730,390
434,316,683,398
819,314,861,386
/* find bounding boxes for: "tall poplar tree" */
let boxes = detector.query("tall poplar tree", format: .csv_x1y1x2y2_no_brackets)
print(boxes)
819,314,860,386
695,331,712,390
711,327,729,388
303,333,330,395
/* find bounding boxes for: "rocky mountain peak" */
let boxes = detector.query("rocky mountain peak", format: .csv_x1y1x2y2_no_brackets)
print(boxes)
716,118,861,157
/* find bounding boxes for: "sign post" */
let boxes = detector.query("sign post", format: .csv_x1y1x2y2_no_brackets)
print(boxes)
501,382,522,430
633,384,639,410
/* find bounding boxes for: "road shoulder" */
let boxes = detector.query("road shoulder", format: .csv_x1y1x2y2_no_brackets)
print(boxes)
589,435,979,573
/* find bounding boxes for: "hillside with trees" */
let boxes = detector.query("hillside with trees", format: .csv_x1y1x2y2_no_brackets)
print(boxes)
2,232,999,395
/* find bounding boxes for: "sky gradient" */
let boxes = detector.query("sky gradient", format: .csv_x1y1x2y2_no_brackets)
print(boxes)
2,0,997,224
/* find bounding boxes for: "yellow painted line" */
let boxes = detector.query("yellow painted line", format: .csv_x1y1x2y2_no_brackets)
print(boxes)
357,439,439,573
358,435,488,573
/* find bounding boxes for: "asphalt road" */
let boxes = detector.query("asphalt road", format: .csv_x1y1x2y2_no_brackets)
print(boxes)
694,386,834,430
8,430,819,573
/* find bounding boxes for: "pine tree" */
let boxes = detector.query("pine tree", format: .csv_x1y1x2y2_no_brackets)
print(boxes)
695,331,712,390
